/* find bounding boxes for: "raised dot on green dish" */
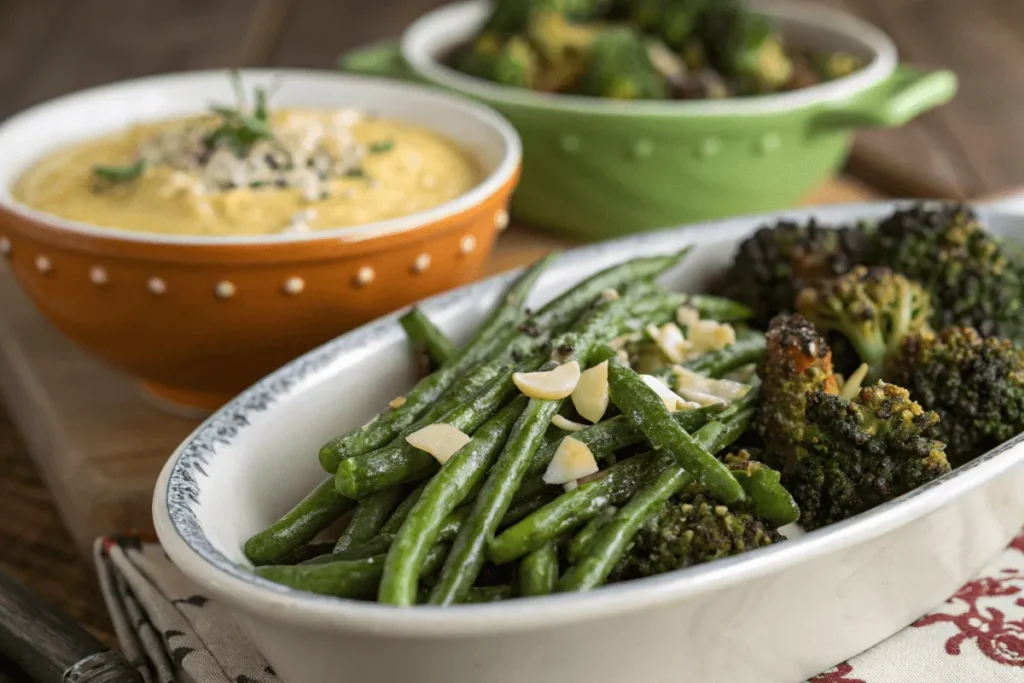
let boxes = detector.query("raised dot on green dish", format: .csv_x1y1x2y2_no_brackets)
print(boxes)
758,133,781,154
559,134,581,153
698,137,721,158
632,139,654,159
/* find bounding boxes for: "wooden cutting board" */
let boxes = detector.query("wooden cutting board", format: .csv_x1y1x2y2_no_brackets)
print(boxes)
0,178,880,554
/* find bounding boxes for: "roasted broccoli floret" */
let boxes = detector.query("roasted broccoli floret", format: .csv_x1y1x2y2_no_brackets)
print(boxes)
574,27,667,99
755,314,840,473
526,10,602,91
796,266,931,383
789,383,951,529
610,482,783,581
700,2,792,93
484,0,605,35
451,31,505,81
870,203,1024,339
887,327,1024,465
718,219,871,329
812,52,863,81
493,36,542,88
617,0,706,49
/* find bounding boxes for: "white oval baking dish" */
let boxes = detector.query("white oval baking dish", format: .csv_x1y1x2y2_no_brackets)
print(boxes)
155,198,1024,683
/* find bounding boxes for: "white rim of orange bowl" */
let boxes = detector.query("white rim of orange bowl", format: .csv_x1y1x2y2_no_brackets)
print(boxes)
0,69,521,246
403,0,898,117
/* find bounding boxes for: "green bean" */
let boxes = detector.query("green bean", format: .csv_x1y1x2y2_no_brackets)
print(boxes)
607,356,745,504
680,294,753,323
319,361,505,473
532,250,688,333
464,252,559,356
518,542,559,597
333,486,407,552
557,410,757,592
464,585,515,603
502,492,558,525
244,478,356,566
256,555,386,599
489,451,663,565
490,409,754,564
379,483,426,535
559,467,693,593
729,463,800,527
257,543,450,599
303,497,533,567
303,534,395,565
335,363,534,499
683,330,766,377
317,255,554,473
526,405,723,479
274,542,336,566
399,307,456,368
379,398,528,605
429,372,564,605
509,475,559,506
567,506,618,563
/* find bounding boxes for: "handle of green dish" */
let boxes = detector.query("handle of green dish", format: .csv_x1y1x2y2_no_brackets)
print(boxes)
813,65,958,131
338,39,423,82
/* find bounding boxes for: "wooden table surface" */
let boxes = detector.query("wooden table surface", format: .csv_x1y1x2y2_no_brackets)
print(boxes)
0,0,1019,662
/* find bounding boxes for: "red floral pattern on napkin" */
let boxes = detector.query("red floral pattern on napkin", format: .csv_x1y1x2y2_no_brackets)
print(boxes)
809,527,1024,682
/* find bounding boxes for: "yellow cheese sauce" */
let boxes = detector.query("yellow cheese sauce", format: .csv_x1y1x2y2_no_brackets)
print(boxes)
12,110,483,237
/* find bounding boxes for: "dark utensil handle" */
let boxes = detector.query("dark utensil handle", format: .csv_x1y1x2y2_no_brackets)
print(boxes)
0,570,142,683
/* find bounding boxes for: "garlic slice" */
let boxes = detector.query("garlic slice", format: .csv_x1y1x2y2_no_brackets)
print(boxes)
640,374,698,412
551,414,588,432
513,361,581,400
543,436,599,486
405,423,471,465
571,360,610,423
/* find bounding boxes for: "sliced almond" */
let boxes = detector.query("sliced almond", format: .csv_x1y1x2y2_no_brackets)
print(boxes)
640,374,693,412
405,423,471,465
513,360,581,400
687,320,736,354
646,322,687,363
543,436,599,486
388,395,407,409
676,305,701,328
571,360,610,423
673,366,751,404
600,288,620,301
677,389,729,406
551,414,588,432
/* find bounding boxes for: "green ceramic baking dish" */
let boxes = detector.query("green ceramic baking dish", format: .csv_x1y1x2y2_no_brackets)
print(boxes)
341,0,957,240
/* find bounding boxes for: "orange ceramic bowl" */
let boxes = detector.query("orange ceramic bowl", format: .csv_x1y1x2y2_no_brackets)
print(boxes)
0,70,521,411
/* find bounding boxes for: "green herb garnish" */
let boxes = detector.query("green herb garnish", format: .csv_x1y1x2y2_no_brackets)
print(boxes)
368,139,395,154
92,159,146,185
203,70,276,156
344,167,366,178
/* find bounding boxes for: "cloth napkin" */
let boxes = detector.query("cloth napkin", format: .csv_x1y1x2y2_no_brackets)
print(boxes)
94,530,1024,683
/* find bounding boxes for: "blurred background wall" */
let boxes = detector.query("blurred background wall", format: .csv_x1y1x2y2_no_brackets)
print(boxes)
1,0,1021,200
